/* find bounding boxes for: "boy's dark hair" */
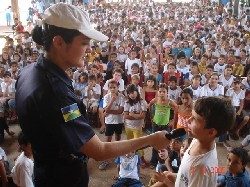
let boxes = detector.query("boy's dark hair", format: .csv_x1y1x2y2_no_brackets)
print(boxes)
131,63,139,69
18,132,30,146
91,64,99,69
206,64,214,70
88,74,96,81
159,83,167,89
112,68,123,75
230,147,249,166
168,76,177,83
194,97,235,137
93,57,100,62
126,84,141,105
10,61,18,66
219,54,225,59
167,63,176,69
108,79,119,87
235,56,241,60
192,74,201,81
110,52,117,57
225,64,233,70
190,61,198,67
202,54,208,59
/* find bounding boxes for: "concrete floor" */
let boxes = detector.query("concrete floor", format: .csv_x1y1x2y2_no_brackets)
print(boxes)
2,124,248,187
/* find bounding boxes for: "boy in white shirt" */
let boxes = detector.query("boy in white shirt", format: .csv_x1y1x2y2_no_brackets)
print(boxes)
214,54,227,75
12,132,34,187
226,77,249,140
125,50,142,75
156,97,236,187
83,74,101,113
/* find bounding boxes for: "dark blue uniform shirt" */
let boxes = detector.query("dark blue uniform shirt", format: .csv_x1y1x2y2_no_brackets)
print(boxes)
16,55,95,186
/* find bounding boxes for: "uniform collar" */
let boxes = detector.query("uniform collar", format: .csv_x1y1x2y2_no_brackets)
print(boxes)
37,55,72,87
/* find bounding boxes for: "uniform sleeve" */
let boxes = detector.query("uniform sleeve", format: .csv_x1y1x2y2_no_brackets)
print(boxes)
225,88,231,97
103,82,108,91
84,86,88,97
141,100,148,112
241,135,250,147
19,163,34,187
120,95,125,107
96,84,101,95
124,102,129,112
219,85,224,96
240,90,246,100
1,83,5,93
125,59,128,70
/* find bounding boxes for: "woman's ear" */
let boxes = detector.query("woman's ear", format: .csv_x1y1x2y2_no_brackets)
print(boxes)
52,36,65,49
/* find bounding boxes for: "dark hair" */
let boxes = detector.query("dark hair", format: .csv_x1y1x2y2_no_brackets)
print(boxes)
190,61,198,67
126,84,141,105
145,75,157,89
78,72,88,83
167,63,176,69
18,132,30,146
230,147,249,166
168,76,177,83
112,68,123,75
88,74,96,81
131,63,139,69
194,97,235,137
91,64,99,70
206,64,214,70
108,79,119,87
192,74,201,81
159,83,167,89
32,24,82,51
180,88,193,98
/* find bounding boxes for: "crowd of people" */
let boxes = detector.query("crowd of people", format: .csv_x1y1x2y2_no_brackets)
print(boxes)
1,0,250,186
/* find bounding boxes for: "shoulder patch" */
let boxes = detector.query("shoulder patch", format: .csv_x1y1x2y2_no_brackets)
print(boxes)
61,103,81,122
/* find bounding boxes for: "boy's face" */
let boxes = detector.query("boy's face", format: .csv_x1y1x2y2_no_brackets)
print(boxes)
233,82,241,89
131,66,139,74
205,68,213,76
167,58,174,63
168,81,176,88
225,68,232,76
170,139,182,152
191,65,198,72
131,77,139,85
11,64,18,71
91,68,98,75
130,52,137,59
158,149,168,160
209,75,219,86
201,57,208,63
227,153,245,175
180,59,186,66
108,83,118,94
113,72,122,81
188,110,210,139
234,59,241,66
192,78,201,86
168,65,176,72
88,80,96,86
218,57,225,64
110,55,117,62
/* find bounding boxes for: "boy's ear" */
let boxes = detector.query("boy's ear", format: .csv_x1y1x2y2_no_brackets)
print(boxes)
208,128,217,137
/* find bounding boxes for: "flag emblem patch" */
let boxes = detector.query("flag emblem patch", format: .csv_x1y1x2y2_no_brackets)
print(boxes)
61,103,81,122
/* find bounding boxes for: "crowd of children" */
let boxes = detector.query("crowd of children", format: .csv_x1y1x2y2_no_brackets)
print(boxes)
2,0,250,186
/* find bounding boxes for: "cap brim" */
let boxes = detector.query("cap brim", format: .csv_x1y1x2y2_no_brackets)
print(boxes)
80,29,108,42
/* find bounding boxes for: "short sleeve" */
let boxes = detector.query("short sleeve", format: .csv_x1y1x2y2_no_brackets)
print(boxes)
125,59,128,69
84,86,88,97
225,88,232,97
103,94,110,108
240,90,246,100
241,135,250,147
141,100,147,112
120,95,125,107
103,81,108,91
1,82,5,93
124,102,129,112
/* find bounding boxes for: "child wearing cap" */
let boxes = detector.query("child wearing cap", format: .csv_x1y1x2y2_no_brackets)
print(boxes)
226,77,249,140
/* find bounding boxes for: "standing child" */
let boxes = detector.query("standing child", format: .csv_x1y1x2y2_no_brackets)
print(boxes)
124,84,148,167
125,50,142,76
226,77,249,140
165,97,236,187
83,74,101,113
219,64,235,90
174,88,193,132
142,75,158,104
149,83,177,167
214,54,226,75
99,79,125,170
163,63,180,86
217,148,250,187
167,76,182,104
130,74,142,95
149,63,162,85
12,132,34,187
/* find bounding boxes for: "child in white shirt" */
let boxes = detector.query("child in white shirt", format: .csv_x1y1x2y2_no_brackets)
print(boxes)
12,132,34,187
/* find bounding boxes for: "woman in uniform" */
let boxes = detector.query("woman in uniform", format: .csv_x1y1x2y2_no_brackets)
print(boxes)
16,3,171,187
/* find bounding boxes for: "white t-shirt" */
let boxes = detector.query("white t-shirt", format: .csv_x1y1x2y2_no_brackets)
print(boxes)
124,100,147,130
125,58,142,75
1,80,16,97
187,85,202,103
84,84,101,101
0,147,8,162
242,78,250,90
103,93,125,124
175,139,218,187
225,88,245,107
177,65,190,75
200,84,224,97
116,154,140,180
11,152,34,187
167,86,182,103
117,54,128,63
241,134,250,147
219,75,235,89
214,63,226,75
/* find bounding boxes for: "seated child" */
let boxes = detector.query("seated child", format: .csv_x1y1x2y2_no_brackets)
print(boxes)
12,132,34,187
217,147,250,187
83,74,101,113
112,151,144,187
